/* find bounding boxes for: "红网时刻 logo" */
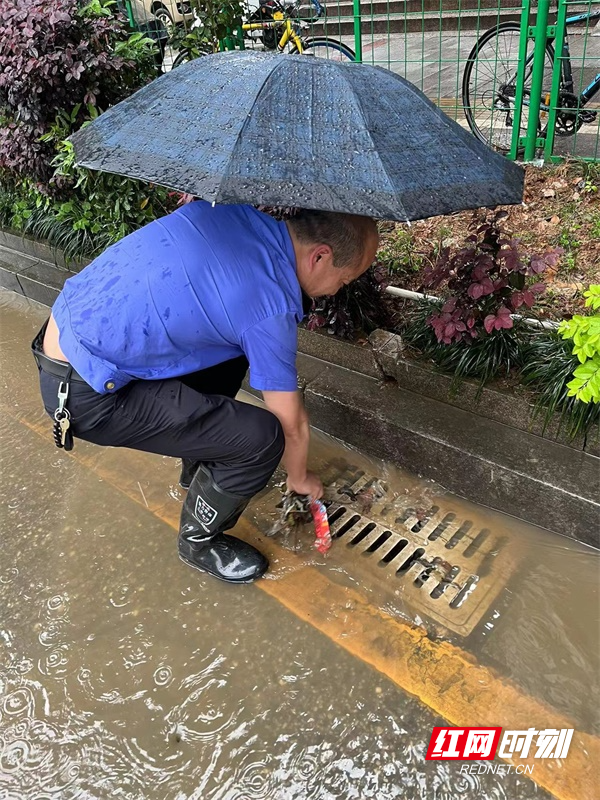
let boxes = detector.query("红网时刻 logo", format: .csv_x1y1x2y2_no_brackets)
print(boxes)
426,727,573,766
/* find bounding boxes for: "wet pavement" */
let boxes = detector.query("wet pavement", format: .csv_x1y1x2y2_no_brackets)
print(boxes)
1,289,599,800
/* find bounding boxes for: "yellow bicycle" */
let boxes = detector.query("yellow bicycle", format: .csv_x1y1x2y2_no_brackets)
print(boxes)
242,0,355,60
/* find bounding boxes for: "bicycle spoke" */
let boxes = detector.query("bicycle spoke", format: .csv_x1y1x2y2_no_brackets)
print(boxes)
463,23,554,152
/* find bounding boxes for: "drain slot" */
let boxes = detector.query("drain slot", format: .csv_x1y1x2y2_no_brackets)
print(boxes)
397,547,426,574
414,565,434,587
446,520,473,550
450,575,480,608
328,506,348,525
379,539,409,564
464,529,490,557
411,506,440,533
332,513,361,539
363,530,392,553
428,513,456,542
396,508,414,526
349,522,377,547
430,565,461,599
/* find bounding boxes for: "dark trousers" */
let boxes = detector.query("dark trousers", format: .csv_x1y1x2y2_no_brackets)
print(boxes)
37,354,285,497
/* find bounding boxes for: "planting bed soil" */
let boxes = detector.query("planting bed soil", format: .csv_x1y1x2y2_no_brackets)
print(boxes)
378,161,600,321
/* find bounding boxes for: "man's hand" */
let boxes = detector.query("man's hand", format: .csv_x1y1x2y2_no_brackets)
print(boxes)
262,390,323,498
287,471,324,500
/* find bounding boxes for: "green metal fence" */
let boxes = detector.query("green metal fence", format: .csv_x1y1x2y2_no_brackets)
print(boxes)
543,0,600,161
123,0,600,162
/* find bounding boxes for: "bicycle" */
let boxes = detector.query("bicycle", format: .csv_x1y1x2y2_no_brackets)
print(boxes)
123,0,354,72
241,0,355,60
462,7,600,152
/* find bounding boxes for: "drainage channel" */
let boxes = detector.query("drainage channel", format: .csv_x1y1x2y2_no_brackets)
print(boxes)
263,466,518,637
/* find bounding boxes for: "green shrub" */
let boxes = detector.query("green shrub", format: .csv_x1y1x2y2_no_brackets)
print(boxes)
400,213,561,389
376,226,423,275
558,285,600,404
521,329,599,440
421,211,558,345
169,0,244,56
0,0,157,187
402,299,528,390
307,264,395,339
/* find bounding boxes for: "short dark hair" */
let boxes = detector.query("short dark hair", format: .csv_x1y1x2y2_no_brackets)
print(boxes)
288,210,375,269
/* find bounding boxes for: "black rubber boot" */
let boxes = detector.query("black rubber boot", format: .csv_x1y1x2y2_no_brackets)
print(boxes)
179,458,200,490
178,464,268,583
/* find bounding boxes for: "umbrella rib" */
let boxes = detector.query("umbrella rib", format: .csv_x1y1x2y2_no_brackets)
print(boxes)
214,57,290,205
339,66,408,222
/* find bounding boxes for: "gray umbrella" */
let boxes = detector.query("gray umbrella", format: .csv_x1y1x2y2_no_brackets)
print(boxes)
69,50,523,221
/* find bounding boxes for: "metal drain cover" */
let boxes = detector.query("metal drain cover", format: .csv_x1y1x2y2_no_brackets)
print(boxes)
266,469,519,637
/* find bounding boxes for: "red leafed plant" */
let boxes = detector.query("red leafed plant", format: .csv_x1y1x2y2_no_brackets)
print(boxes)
421,211,562,345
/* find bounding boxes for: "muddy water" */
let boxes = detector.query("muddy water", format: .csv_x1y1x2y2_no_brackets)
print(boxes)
1,288,597,799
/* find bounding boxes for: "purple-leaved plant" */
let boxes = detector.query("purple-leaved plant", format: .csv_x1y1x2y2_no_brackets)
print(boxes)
421,211,562,345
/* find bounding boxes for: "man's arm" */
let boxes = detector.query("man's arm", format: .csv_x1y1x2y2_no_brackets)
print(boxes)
262,390,323,499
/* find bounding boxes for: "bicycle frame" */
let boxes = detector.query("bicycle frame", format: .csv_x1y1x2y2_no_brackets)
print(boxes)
241,15,305,53
557,10,600,102
518,8,600,109
240,0,325,53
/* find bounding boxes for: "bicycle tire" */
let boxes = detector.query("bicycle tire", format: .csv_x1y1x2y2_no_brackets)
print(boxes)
462,21,555,153
171,45,213,69
171,49,194,69
292,37,355,61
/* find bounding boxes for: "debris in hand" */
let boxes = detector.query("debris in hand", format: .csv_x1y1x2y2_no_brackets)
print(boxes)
270,491,332,553
310,499,332,554
281,491,313,526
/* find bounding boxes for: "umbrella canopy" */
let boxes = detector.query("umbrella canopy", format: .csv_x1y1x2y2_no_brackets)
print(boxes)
69,50,523,221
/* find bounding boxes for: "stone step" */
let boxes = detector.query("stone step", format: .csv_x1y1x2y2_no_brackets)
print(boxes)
318,0,593,17
308,9,523,35
0,237,78,307
323,0,521,17
309,0,592,34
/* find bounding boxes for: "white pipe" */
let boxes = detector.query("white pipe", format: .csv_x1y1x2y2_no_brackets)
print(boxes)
385,286,440,303
384,285,559,330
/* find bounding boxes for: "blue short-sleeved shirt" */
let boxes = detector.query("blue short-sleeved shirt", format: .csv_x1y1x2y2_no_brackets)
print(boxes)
51,202,304,395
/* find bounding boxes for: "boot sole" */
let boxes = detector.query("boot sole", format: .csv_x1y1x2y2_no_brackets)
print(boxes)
178,552,266,584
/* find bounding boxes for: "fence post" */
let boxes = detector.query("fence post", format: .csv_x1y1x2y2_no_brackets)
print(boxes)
508,0,532,160
543,0,568,161
523,0,551,160
123,0,135,28
353,0,362,62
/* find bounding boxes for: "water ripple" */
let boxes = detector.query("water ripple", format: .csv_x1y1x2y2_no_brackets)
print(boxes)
153,666,173,687
2,686,36,718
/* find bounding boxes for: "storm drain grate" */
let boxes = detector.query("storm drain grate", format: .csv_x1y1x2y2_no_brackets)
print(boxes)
267,469,518,637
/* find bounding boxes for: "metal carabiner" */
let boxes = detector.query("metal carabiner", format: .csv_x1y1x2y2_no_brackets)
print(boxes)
56,381,69,416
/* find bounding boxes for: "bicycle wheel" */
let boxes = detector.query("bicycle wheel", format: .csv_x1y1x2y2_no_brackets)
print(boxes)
462,21,555,153
172,48,193,69
293,37,355,61
171,47,211,69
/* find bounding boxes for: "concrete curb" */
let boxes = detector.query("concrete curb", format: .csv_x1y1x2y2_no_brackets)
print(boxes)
2,227,598,547
0,229,89,306
369,329,600,457
299,327,599,456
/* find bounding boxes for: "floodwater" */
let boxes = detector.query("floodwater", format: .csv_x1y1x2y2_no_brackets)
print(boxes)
1,288,598,800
